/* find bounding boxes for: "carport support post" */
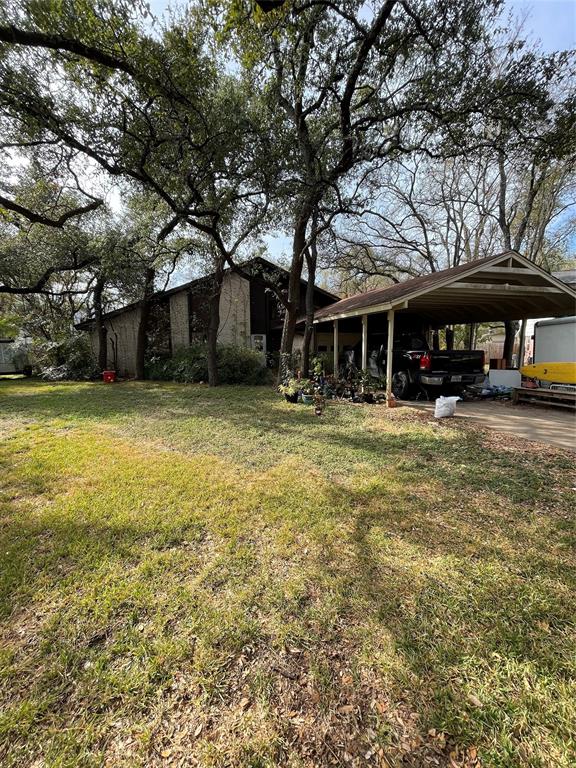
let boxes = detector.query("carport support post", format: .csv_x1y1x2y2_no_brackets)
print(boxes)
386,309,395,406
333,319,339,375
361,314,368,370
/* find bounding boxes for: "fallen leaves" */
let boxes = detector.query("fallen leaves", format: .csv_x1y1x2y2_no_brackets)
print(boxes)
238,696,251,711
466,694,483,708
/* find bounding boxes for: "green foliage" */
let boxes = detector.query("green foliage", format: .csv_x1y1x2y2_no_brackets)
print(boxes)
358,368,382,393
311,353,333,375
0,308,19,339
277,377,300,397
0,319,16,338
277,376,312,396
298,377,313,395
146,344,269,385
35,332,99,380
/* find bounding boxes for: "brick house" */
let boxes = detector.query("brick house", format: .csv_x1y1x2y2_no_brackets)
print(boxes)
77,257,338,378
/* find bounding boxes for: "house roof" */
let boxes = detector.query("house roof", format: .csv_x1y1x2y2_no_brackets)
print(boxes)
553,269,576,287
314,251,576,325
76,256,339,329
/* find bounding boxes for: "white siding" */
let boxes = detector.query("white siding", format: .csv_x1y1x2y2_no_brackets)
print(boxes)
103,307,142,378
218,273,251,347
169,292,190,350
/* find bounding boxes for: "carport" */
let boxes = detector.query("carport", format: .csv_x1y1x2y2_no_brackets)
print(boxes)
314,251,576,404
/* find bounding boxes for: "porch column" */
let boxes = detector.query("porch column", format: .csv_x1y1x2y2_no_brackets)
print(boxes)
333,319,339,375
517,318,527,369
361,314,368,370
385,309,395,406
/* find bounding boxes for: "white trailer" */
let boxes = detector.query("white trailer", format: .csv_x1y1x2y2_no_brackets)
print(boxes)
0,340,19,374
533,316,576,364
0,339,31,375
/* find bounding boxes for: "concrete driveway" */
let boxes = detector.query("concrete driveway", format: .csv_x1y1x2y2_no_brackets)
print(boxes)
405,399,576,451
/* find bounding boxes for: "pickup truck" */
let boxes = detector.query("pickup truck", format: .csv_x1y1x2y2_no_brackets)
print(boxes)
347,333,485,399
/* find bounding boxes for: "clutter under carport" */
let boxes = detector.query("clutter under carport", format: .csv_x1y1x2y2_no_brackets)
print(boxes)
313,251,576,406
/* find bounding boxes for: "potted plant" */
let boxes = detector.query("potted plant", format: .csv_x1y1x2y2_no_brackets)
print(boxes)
299,378,314,405
358,369,376,403
278,377,300,403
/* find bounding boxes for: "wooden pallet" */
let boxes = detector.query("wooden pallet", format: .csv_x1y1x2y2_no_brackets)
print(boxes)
512,387,576,410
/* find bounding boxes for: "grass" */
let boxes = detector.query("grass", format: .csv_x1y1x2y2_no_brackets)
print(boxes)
0,379,574,768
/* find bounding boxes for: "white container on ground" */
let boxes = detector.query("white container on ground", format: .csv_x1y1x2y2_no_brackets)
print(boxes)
488,369,521,388
434,395,461,418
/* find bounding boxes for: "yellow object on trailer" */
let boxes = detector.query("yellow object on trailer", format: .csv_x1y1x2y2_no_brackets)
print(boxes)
520,361,576,385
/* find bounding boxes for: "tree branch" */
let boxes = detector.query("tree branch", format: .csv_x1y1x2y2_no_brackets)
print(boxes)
0,25,135,76
0,195,103,228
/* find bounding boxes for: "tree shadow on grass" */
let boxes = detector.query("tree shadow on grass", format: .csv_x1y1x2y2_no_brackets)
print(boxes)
2,381,575,765
323,469,576,765
2,380,570,514
1,476,574,765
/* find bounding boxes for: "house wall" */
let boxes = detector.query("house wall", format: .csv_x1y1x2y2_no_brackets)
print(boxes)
315,331,362,353
169,292,190,350
86,266,336,376
218,272,251,347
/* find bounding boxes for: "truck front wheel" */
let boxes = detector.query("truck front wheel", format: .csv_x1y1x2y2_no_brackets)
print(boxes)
391,371,412,400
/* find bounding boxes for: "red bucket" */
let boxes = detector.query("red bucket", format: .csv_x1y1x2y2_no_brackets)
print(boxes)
102,370,116,383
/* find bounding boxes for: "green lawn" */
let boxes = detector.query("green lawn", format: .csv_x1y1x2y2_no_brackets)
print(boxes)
0,380,574,768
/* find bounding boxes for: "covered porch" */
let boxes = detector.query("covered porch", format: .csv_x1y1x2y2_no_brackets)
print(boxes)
313,251,576,404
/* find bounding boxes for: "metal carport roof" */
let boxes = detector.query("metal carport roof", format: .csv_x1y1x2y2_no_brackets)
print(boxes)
314,251,576,325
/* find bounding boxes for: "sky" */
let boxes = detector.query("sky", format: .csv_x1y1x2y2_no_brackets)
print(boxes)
507,0,575,52
148,0,576,51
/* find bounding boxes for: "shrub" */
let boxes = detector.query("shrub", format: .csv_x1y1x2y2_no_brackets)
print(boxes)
311,352,333,375
146,344,270,385
36,332,99,381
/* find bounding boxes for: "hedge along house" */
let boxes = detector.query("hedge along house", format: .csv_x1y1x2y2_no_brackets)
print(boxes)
77,257,338,378
313,251,576,403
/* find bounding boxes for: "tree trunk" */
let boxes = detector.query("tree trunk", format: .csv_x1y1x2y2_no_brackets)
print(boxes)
135,267,155,380
280,212,310,361
206,260,225,387
301,251,317,376
93,275,107,371
467,323,476,350
502,319,518,368
517,318,527,368
301,211,319,376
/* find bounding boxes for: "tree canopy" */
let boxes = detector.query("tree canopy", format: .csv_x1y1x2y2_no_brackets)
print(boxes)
0,0,574,379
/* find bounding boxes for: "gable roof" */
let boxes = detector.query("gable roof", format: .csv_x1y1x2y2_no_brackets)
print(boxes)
314,251,576,324
76,256,339,329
